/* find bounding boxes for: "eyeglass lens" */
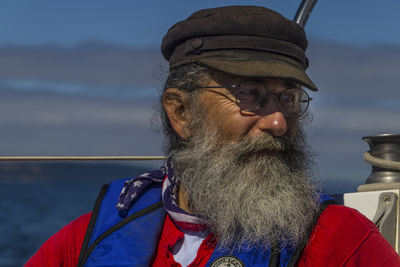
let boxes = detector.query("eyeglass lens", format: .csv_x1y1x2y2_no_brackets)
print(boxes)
234,82,310,118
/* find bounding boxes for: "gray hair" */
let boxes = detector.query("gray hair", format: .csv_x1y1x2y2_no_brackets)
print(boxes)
160,63,211,153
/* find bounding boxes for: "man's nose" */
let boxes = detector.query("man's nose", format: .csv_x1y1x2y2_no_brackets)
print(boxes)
248,112,288,137
247,98,288,137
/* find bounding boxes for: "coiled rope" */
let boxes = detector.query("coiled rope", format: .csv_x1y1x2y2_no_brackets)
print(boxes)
363,152,400,171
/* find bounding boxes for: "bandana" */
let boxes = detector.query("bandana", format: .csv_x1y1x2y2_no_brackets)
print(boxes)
116,159,207,232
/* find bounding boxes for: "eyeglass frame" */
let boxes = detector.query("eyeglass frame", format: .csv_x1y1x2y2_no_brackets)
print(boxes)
197,81,313,119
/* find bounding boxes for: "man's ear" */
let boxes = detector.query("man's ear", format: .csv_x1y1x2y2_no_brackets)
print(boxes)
163,88,191,139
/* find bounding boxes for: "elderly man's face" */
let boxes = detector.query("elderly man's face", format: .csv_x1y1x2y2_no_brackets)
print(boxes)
195,72,299,143
168,71,317,250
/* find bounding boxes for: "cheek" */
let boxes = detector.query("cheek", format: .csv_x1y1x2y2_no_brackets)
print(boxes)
212,111,257,142
202,99,252,141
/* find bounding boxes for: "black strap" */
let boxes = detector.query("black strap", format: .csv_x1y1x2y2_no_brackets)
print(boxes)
77,184,109,267
285,199,337,267
269,250,279,267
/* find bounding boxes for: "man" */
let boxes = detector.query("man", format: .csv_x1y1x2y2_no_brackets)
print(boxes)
27,6,400,267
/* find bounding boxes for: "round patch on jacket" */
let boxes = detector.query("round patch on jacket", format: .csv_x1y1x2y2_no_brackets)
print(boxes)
210,256,245,267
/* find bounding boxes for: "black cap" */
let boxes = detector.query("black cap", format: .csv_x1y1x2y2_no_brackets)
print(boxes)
161,6,317,91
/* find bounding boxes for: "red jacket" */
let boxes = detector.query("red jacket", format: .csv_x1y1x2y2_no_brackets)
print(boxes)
26,205,400,267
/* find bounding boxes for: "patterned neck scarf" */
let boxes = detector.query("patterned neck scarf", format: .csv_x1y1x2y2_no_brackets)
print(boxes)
116,159,207,232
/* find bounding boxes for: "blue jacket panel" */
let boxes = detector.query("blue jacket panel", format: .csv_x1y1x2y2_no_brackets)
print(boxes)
82,178,166,267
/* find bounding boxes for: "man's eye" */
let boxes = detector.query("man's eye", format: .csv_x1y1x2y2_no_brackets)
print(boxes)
236,89,259,102
280,93,295,104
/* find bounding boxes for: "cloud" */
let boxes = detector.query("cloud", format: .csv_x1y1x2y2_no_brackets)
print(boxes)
0,42,167,86
307,41,400,98
0,90,163,156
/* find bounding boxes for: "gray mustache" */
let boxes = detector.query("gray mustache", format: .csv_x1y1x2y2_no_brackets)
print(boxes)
230,134,295,155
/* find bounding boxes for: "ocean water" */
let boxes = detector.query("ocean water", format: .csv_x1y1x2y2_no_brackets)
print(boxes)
0,162,157,267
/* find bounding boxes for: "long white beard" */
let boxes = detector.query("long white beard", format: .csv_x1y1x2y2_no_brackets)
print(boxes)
171,129,319,251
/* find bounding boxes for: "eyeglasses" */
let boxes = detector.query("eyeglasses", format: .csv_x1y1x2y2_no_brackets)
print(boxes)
199,81,312,119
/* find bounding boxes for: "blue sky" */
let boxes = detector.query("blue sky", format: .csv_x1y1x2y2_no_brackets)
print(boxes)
1,0,400,47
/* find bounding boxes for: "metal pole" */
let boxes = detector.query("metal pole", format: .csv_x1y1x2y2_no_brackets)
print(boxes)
294,0,318,28
0,156,167,161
